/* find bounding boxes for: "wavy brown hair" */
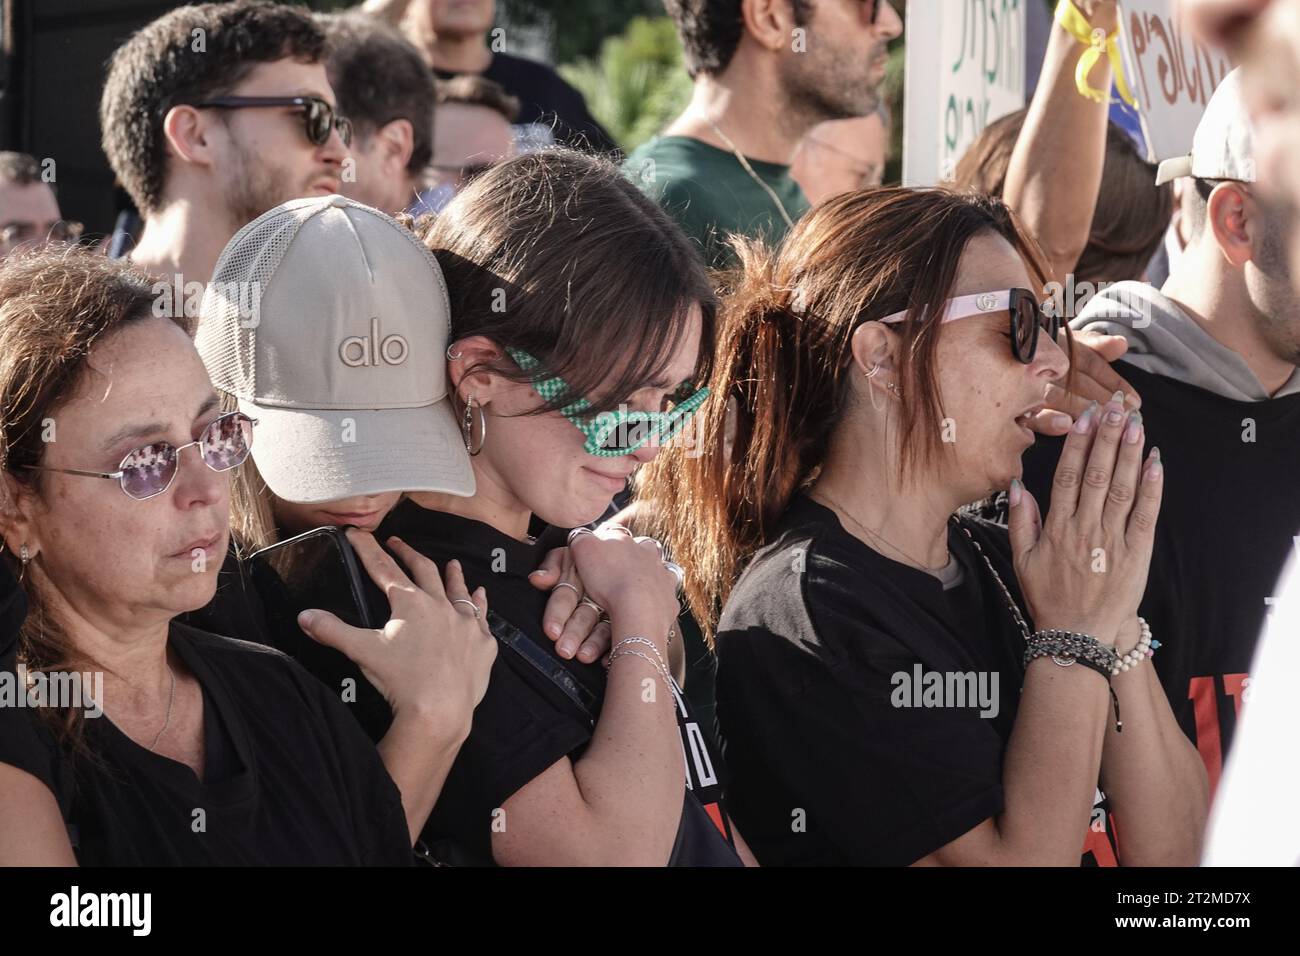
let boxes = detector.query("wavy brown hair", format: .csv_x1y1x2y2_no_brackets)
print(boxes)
0,246,172,752
636,187,1067,638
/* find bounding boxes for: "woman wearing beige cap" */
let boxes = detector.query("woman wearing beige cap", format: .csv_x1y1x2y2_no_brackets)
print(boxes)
191,193,617,860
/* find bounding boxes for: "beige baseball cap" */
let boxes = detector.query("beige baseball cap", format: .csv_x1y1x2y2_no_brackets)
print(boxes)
1155,68,1256,186
194,194,474,504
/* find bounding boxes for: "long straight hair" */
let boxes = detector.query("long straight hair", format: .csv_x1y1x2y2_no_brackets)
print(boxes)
636,187,1065,638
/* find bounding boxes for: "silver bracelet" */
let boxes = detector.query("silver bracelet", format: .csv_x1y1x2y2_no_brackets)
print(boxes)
608,636,668,674
606,648,673,689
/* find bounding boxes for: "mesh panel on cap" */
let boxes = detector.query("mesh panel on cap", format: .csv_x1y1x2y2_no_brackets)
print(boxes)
194,202,317,399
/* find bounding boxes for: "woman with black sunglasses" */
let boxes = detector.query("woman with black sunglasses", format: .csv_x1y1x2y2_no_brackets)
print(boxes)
638,187,1209,866
0,247,490,865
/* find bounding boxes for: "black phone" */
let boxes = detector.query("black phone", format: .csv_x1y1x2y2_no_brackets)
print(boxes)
247,525,380,631
247,526,393,737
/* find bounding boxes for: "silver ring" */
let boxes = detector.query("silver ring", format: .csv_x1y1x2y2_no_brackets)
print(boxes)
567,527,595,544
635,535,665,556
662,561,685,592
551,581,580,597
579,597,606,617
600,522,634,536
451,598,480,619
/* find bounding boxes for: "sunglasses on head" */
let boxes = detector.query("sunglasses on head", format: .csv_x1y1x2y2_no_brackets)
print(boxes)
877,288,1060,364
505,348,710,458
188,95,353,147
26,411,257,501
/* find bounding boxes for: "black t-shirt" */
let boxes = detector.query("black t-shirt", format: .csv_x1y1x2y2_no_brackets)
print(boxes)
0,623,411,866
0,561,24,668
433,52,617,155
715,495,1117,866
369,499,740,866
181,540,274,645
1020,360,1300,790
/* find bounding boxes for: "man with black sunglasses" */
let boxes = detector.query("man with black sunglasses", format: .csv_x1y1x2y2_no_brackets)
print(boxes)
101,2,349,303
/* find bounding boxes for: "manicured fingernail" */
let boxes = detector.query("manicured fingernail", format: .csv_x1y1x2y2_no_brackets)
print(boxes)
1124,411,1142,444
1050,414,1072,432
546,621,561,637
1145,447,1162,481
1009,477,1023,507
1110,389,1125,404
298,610,316,629
557,641,574,657
578,647,595,662
1104,400,1125,426
474,587,485,599
528,569,547,577
1073,403,1096,433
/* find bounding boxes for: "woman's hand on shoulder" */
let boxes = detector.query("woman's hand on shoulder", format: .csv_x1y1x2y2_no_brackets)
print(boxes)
297,529,497,733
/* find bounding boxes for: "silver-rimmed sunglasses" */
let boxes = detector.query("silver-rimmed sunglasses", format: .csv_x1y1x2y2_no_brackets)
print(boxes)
25,411,257,501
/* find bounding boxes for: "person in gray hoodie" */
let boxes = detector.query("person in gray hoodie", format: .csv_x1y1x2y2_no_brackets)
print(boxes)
1018,69,1300,796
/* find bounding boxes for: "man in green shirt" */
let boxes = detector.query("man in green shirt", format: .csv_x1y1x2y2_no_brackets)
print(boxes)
626,0,901,268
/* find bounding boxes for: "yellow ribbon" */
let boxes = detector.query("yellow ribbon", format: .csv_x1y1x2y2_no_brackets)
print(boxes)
1055,0,1137,108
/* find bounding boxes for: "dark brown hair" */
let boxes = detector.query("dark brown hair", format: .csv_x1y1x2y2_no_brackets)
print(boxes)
0,247,174,750
665,0,812,78
951,109,1173,283
414,149,717,418
321,12,436,175
435,75,521,124
637,187,1063,637
100,1,328,214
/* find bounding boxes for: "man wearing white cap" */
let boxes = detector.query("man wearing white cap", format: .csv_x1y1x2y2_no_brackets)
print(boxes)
1019,68,1300,794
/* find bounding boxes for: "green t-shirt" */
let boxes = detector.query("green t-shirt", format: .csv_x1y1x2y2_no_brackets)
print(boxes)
624,135,810,269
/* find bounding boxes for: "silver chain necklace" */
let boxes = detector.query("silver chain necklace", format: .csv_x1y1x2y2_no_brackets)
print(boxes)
99,664,177,752
704,114,796,229
955,520,1032,641
815,491,952,573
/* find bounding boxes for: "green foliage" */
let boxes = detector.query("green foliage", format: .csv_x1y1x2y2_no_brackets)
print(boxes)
558,17,693,153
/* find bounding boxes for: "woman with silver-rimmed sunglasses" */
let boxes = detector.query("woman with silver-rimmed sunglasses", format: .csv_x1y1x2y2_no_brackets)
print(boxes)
0,247,490,865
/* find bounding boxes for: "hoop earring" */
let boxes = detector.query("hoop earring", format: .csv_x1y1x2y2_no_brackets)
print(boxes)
446,344,463,361
462,396,487,456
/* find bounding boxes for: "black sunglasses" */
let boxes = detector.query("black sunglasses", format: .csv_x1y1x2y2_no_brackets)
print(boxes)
879,289,1061,365
188,96,353,148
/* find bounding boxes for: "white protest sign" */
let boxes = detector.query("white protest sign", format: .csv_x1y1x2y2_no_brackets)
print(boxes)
904,0,1026,186
1115,0,1233,163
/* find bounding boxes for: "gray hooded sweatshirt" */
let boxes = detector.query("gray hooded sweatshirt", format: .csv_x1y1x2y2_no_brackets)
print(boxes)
1069,280,1300,400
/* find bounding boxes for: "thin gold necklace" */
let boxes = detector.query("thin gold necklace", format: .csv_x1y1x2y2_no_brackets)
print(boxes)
704,114,795,229
814,491,951,573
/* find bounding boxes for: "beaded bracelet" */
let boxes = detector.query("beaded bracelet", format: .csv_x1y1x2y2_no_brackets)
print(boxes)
1025,629,1124,732
1024,629,1120,674
1112,617,1161,675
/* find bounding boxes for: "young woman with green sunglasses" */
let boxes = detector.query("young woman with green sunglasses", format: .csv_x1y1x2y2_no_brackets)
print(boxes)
377,148,753,866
